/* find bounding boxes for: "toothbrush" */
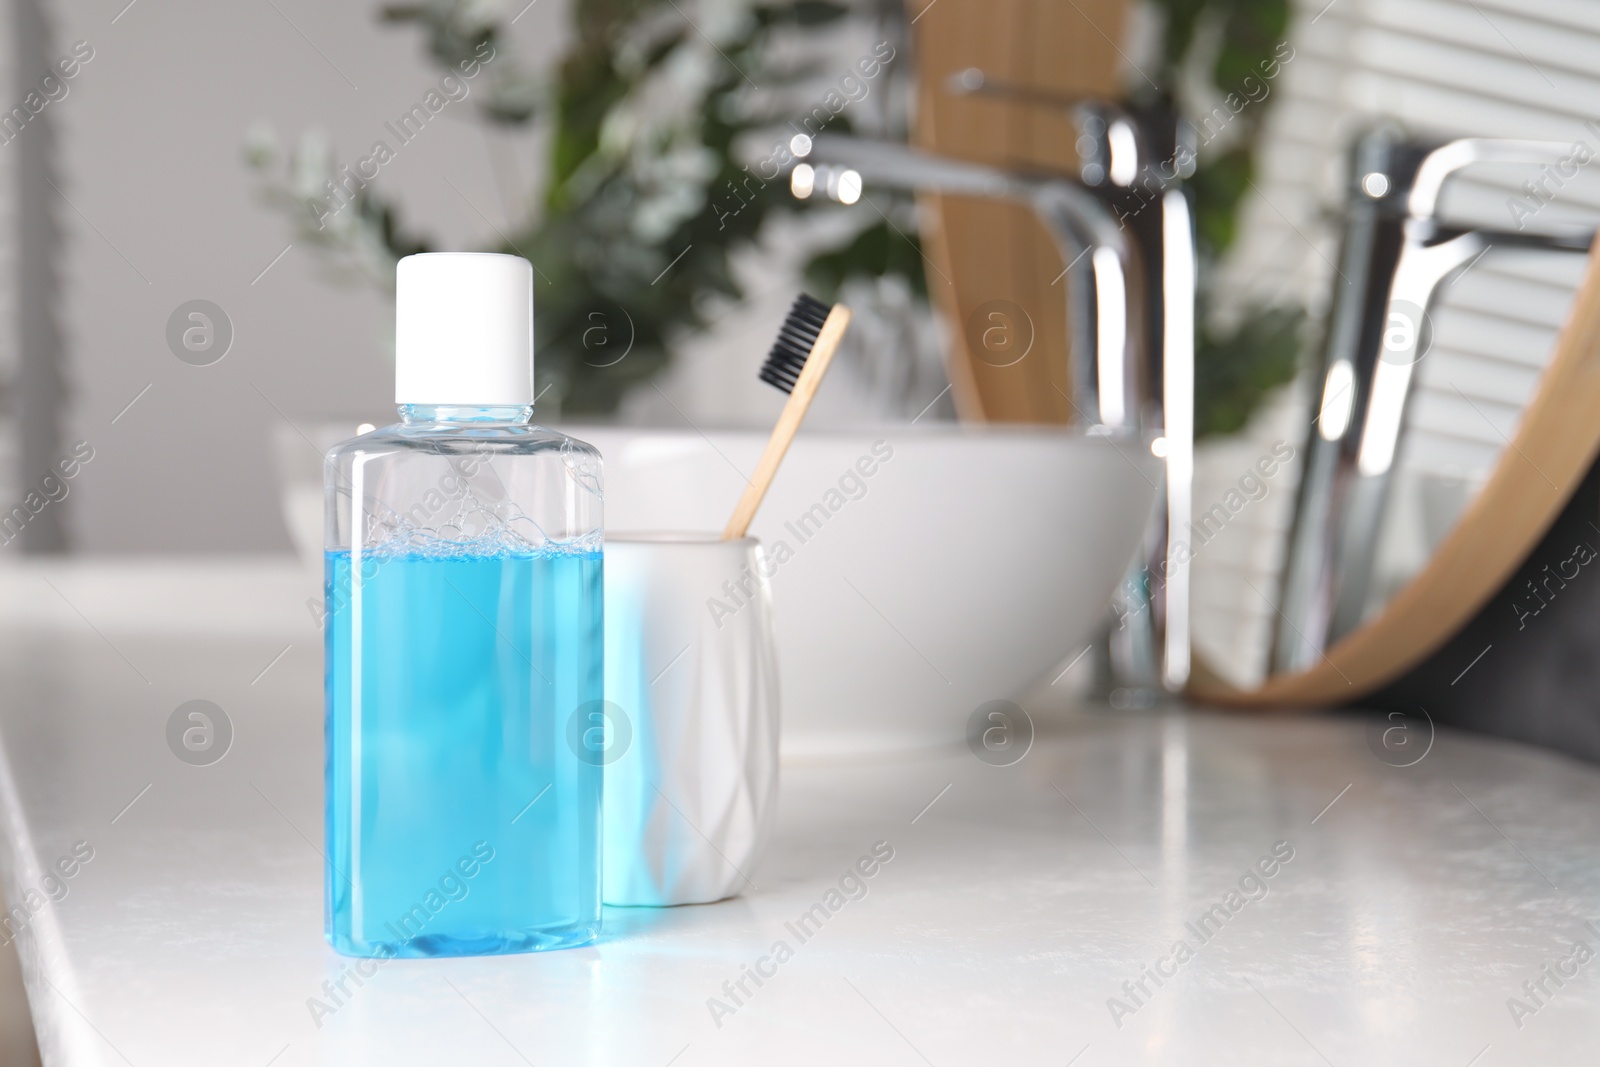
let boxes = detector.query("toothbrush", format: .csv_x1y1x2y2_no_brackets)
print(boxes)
722,294,853,540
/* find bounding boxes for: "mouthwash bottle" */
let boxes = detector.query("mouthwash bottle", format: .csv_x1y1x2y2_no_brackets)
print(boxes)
323,253,602,957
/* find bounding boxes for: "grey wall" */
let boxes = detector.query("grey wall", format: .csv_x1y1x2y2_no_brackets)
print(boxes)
37,0,564,552
15,0,939,553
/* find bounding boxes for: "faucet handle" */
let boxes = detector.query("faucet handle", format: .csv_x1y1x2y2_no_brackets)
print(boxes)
943,67,1165,188
944,66,1089,110
1408,138,1590,220
1352,128,1593,230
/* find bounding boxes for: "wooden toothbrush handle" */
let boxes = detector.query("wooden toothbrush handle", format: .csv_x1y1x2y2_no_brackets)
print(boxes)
723,304,853,540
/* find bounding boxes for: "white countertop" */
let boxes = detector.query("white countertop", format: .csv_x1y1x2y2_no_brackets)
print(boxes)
1,559,1598,1065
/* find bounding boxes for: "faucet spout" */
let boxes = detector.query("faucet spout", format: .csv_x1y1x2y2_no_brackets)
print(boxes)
807,133,1136,432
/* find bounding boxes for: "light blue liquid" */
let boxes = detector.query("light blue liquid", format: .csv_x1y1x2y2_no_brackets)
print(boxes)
324,548,602,957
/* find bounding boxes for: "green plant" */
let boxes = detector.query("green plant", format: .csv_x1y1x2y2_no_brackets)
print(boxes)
247,0,919,415
1144,0,1306,438
247,0,1297,433
1190,304,1301,437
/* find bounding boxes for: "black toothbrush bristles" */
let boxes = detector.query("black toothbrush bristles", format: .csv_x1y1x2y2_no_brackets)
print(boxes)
759,294,832,394
723,293,851,539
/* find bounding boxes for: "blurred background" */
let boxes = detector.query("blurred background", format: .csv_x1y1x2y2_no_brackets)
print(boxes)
4,0,1600,1059
1,0,947,556
4,0,1599,692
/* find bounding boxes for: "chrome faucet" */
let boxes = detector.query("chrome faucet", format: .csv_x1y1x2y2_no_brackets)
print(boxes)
793,83,1198,692
1274,128,1595,673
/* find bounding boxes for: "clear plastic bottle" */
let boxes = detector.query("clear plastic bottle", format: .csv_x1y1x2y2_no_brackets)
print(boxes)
323,254,603,957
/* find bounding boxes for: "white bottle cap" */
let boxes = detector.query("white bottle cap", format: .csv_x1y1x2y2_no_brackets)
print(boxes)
394,253,534,405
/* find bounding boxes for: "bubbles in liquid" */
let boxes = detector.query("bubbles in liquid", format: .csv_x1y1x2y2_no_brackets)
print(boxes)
351,457,602,560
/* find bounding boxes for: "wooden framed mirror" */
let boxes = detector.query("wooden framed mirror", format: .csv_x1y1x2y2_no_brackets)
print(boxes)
1192,246,1600,706
1164,1,1600,714
903,0,1600,722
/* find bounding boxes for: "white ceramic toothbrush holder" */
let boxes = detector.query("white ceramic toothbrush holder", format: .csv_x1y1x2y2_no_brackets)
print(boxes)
601,533,781,906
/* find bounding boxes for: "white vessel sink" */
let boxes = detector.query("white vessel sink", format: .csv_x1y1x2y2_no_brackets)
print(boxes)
573,426,1160,756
